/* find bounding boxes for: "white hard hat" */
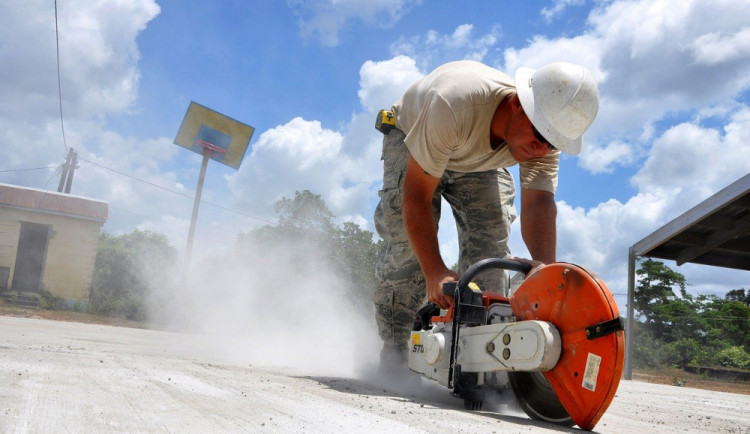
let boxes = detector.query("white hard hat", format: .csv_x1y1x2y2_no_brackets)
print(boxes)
515,62,599,155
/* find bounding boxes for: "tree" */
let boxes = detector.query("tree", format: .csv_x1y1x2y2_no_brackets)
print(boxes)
89,230,177,321
634,259,689,340
275,190,336,236
633,259,750,371
333,221,384,310
237,190,382,313
726,289,750,306
699,293,750,351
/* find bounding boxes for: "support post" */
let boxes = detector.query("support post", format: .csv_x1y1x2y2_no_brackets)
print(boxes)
625,249,636,380
181,151,210,285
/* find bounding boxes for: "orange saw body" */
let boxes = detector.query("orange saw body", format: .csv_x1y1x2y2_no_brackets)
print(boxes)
408,259,624,430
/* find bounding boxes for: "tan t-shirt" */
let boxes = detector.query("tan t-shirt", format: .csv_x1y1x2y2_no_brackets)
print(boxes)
392,60,559,193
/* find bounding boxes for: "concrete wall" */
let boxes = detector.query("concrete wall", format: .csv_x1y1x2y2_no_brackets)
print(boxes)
0,206,102,301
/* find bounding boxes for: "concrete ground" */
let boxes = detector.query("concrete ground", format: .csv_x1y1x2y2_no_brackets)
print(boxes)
1,315,749,433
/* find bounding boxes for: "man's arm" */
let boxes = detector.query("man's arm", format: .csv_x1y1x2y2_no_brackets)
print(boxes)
520,187,557,264
402,156,459,309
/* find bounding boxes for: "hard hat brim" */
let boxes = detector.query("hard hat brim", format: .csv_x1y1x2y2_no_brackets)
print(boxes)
515,67,582,155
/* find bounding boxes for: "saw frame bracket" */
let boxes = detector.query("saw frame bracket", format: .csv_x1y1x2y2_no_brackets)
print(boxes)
585,317,624,340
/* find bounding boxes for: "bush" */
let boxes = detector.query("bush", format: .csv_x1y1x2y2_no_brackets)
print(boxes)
715,346,750,370
89,230,177,322
663,339,700,368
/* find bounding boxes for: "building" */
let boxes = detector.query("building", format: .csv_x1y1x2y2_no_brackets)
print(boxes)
0,183,108,306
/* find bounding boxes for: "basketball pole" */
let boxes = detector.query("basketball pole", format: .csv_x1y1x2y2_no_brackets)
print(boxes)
181,150,210,286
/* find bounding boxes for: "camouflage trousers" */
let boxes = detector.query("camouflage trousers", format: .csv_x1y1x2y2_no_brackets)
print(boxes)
373,128,517,351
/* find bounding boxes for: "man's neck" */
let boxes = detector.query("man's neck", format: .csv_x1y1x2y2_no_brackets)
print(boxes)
490,94,514,149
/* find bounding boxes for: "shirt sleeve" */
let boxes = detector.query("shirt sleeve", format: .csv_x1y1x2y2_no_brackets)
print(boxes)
402,91,460,178
519,150,560,193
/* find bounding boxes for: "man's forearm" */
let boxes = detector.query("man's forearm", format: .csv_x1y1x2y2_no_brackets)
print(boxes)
403,191,445,276
521,189,557,264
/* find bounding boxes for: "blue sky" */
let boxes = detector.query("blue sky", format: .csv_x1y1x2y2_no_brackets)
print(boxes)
1,0,749,307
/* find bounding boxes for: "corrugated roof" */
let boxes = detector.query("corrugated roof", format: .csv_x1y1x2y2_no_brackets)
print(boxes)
630,173,750,271
0,183,108,222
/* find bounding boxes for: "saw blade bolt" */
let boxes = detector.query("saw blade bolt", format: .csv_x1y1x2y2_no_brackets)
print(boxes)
503,333,511,345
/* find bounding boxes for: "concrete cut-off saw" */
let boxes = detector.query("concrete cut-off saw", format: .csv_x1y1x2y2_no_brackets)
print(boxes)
408,258,625,430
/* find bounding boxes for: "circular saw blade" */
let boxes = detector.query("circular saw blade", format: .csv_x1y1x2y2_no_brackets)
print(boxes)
508,371,574,427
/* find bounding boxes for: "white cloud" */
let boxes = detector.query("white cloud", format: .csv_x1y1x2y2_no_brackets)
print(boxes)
0,0,160,180
632,107,750,200
228,118,343,216
227,116,381,230
579,140,637,174
287,0,420,47
691,28,750,66
553,108,750,297
541,0,586,22
227,55,423,233
390,24,502,69
357,56,423,112
499,0,750,174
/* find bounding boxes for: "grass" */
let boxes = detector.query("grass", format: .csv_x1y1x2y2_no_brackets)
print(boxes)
633,367,750,395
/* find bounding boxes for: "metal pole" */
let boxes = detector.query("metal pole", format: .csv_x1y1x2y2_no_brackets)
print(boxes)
625,248,636,380
181,151,210,284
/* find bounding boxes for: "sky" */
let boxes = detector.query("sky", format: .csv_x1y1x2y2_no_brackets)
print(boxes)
1,0,749,310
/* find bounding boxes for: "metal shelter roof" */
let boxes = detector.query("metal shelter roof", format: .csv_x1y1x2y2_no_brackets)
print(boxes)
630,173,750,271
624,173,750,379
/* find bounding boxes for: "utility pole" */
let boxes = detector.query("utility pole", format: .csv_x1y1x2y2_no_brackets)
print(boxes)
64,149,78,193
57,148,73,192
57,148,78,194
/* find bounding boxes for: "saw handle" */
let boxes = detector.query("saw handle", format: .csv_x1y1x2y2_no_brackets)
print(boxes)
457,258,531,290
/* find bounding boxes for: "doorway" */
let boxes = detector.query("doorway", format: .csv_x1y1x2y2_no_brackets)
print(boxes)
11,222,51,293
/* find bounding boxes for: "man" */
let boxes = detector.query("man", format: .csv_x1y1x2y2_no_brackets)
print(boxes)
372,60,599,369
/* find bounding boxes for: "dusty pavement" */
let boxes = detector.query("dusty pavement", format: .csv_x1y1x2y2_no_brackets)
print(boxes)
1,315,749,433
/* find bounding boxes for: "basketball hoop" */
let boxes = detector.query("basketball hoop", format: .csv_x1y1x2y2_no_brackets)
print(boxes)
196,140,227,156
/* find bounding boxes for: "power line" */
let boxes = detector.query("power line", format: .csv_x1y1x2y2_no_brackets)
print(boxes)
0,166,53,173
78,156,275,225
54,0,68,154
80,157,193,199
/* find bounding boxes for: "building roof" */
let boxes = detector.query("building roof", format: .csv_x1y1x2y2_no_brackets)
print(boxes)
629,173,750,271
0,183,108,223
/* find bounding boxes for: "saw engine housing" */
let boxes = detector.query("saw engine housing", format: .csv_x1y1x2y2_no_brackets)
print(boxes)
407,259,624,430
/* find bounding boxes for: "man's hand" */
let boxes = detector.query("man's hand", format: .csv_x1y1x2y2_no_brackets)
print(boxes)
426,269,461,309
509,256,547,277
402,156,458,309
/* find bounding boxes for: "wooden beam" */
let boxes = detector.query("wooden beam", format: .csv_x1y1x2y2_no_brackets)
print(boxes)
676,213,750,265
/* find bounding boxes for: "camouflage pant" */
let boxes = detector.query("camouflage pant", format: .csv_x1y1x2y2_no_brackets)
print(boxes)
373,128,517,350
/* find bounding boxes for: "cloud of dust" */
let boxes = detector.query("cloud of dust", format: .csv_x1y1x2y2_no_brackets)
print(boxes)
145,232,533,421
158,235,382,379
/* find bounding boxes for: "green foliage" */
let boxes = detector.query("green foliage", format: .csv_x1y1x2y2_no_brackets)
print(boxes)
663,339,701,369
633,259,750,372
237,190,382,314
39,288,65,311
89,230,177,321
631,326,663,369
726,288,750,306
716,346,750,370
635,259,688,339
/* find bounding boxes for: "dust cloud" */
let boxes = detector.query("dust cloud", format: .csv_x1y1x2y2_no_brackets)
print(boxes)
160,237,383,380
146,235,526,413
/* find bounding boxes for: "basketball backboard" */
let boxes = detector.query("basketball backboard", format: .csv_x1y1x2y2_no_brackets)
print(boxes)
174,101,254,170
